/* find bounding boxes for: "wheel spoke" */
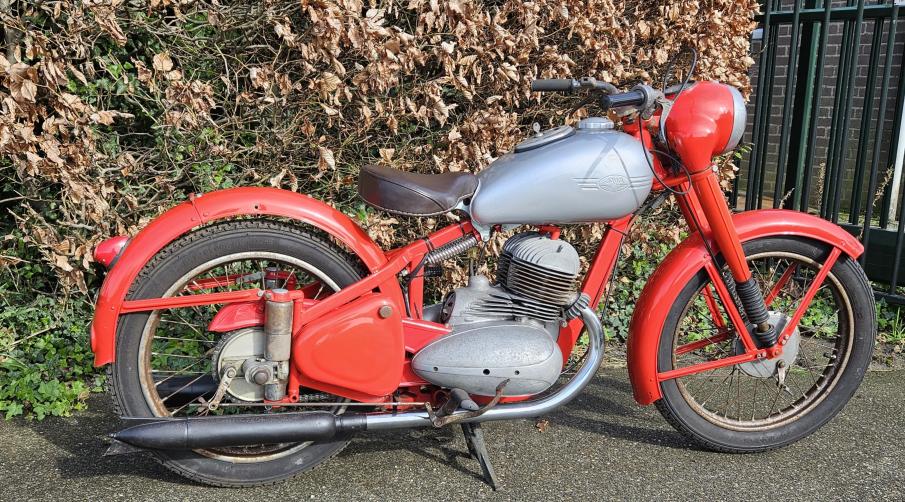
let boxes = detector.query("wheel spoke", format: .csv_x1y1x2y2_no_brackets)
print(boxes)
160,373,208,403
672,248,853,429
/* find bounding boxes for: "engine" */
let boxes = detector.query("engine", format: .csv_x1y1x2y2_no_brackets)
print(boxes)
412,232,587,397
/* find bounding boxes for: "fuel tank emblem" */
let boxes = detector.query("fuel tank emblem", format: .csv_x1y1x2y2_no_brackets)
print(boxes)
572,175,630,192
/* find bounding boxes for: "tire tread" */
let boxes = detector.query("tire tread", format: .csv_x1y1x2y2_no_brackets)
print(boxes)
108,218,366,487
654,237,876,453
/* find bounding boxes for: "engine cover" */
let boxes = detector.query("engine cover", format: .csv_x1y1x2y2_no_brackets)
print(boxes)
411,321,563,397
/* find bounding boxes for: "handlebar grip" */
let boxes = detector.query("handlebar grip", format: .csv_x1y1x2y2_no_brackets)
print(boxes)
530,79,576,92
601,89,646,109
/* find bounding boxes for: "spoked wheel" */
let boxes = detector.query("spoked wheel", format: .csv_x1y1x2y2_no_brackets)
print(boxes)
655,236,875,452
111,220,365,486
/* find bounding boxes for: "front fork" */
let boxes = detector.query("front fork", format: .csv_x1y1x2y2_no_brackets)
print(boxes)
680,168,778,349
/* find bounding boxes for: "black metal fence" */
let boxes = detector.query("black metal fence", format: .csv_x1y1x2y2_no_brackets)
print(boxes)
734,0,905,303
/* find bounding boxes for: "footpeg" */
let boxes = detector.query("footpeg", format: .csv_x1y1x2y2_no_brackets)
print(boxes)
437,388,480,416
462,423,500,490
425,380,509,428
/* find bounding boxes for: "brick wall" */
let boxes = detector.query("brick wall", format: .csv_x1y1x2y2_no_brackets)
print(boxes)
737,1,905,228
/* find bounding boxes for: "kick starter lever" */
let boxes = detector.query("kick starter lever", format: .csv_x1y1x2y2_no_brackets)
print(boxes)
426,380,509,428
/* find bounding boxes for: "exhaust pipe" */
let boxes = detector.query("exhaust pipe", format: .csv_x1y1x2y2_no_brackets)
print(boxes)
109,308,603,452
365,307,605,430
109,412,366,452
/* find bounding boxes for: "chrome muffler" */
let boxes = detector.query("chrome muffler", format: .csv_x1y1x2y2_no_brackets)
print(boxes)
108,308,603,453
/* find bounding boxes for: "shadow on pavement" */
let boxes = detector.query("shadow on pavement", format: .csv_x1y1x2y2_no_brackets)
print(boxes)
17,370,694,485
345,427,489,484
25,394,191,484
545,375,699,451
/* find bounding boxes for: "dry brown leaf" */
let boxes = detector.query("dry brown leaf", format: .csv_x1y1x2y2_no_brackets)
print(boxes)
19,79,37,102
152,52,173,73
318,146,336,171
4,0,757,296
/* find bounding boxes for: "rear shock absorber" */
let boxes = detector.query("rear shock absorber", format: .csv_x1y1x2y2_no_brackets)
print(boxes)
263,289,293,401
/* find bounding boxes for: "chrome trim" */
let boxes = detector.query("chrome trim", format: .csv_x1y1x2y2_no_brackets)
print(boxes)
364,307,605,431
724,85,747,153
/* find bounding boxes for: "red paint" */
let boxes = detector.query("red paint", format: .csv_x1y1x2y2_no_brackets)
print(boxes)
93,236,128,268
287,366,301,402
556,216,631,361
90,187,396,365
293,293,404,400
93,209,473,400
664,81,737,172
186,273,246,291
89,81,867,414
701,285,726,329
657,351,758,382
536,225,562,240
675,331,732,356
403,318,451,353
780,248,841,341
399,360,427,387
766,263,798,306
627,208,863,405
692,170,752,282
205,280,329,332
703,260,757,352
120,288,268,313
291,223,475,329
208,301,264,332
657,82,753,284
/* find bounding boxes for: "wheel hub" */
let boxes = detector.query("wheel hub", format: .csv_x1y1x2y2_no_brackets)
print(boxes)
211,327,267,402
734,311,800,379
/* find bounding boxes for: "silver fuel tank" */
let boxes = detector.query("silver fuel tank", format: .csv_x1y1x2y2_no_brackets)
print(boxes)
470,117,653,226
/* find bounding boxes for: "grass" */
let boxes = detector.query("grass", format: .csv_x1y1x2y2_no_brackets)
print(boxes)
877,300,905,346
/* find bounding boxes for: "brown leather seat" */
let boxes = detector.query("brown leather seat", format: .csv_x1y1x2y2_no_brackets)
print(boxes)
358,164,478,216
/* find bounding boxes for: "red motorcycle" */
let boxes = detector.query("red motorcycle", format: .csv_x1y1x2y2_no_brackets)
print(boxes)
92,64,876,487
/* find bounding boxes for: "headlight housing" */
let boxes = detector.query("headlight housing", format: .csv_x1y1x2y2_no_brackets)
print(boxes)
721,85,747,154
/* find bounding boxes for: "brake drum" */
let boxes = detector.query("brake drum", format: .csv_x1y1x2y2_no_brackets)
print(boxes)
212,327,267,402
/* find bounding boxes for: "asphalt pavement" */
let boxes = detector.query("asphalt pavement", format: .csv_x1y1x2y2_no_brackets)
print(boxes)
1,368,903,501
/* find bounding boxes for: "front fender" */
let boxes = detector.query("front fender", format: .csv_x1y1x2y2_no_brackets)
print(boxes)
627,209,863,405
91,187,396,367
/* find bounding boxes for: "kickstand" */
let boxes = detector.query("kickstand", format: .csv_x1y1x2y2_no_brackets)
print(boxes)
461,423,499,490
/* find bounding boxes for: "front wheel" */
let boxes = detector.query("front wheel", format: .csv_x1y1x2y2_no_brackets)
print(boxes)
655,236,875,452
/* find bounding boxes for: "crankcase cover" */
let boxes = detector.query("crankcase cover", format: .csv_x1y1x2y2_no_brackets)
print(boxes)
411,321,563,397
470,125,652,225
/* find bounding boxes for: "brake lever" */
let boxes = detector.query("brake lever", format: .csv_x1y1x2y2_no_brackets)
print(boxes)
656,95,674,144
577,77,619,94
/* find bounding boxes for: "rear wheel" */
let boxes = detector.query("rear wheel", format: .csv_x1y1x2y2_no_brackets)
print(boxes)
655,236,875,452
110,219,365,486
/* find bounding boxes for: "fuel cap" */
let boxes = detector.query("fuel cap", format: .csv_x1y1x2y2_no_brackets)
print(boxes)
577,117,614,130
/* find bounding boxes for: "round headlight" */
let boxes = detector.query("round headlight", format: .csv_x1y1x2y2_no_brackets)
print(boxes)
722,85,747,154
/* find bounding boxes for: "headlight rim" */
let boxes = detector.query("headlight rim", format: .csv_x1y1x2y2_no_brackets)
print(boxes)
723,85,747,154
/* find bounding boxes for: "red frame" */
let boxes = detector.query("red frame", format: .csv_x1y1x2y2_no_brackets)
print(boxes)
90,81,866,407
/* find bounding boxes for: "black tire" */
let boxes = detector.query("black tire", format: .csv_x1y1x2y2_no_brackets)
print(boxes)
655,236,876,453
110,219,365,487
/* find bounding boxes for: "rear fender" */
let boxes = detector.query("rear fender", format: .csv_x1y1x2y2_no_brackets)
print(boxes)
627,209,863,405
91,187,398,367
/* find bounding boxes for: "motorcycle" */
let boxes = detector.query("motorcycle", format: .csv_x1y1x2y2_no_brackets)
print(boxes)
91,58,876,488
